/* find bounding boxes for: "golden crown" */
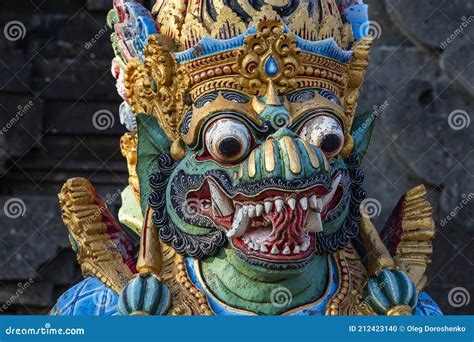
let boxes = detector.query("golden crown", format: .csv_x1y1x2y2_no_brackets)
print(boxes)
119,0,372,156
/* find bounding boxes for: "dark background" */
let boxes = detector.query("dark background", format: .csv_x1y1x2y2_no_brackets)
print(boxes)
0,0,472,315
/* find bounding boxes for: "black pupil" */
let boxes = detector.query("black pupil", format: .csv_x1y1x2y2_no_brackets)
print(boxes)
320,134,340,153
218,137,242,158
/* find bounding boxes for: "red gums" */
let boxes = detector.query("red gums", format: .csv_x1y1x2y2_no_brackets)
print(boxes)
265,205,309,249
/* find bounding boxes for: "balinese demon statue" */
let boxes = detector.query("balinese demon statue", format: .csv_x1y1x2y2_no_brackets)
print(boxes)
51,0,443,316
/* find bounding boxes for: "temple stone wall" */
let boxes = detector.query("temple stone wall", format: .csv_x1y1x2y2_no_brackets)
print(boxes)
0,0,472,314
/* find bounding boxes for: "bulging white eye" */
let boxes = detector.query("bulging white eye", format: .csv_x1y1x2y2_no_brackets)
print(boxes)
300,115,344,158
205,119,251,163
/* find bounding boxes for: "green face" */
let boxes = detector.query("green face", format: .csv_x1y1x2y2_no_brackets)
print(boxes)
148,89,368,271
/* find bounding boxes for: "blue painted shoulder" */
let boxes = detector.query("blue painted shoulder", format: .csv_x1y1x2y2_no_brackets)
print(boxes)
414,292,443,316
52,277,119,316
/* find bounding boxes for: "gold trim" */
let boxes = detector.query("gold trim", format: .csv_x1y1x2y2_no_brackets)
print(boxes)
326,244,368,315
181,92,259,146
174,254,213,315
387,305,413,316
120,132,140,202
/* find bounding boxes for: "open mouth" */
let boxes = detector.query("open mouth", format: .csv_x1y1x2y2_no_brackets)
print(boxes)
186,173,343,264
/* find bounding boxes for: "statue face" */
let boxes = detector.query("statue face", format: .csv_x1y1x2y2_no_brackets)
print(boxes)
125,5,373,271
155,88,354,269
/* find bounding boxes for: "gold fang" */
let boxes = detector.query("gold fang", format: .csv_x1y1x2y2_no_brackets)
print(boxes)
264,139,276,172
281,137,301,174
248,150,257,178
302,140,320,169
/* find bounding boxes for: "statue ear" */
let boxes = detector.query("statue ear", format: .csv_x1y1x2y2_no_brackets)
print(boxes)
350,110,377,162
137,114,172,214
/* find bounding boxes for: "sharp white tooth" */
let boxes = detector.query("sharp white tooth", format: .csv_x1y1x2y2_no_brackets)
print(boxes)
322,174,342,208
316,198,323,212
248,242,254,250
271,245,280,255
226,206,250,238
299,197,308,210
282,246,291,255
208,180,234,217
260,244,268,253
248,204,256,218
275,199,284,213
287,198,296,210
305,211,323,233
255,204,264,217
309,195,319,211
264,201,273,214
293,245,301,254
301,244,309,252
242,236,250,243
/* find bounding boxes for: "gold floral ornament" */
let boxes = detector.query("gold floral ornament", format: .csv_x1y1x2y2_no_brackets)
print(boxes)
120,132,140,201
125,35,189,141
236,11,301,97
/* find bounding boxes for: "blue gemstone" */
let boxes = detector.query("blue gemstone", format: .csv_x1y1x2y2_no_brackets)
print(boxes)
264,55,279,77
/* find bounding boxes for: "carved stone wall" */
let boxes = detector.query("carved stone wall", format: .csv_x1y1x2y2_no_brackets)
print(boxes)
0,0,471,315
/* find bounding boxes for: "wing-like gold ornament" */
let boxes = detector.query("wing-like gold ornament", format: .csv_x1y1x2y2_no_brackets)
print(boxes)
394,185,435,292
59,178,134,294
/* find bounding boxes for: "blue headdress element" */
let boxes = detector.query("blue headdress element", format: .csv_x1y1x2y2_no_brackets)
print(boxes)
342,3,370,41
174,24,354,64
109,2,158,64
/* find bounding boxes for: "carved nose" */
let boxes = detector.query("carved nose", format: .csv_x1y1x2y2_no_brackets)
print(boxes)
238,132,330,183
